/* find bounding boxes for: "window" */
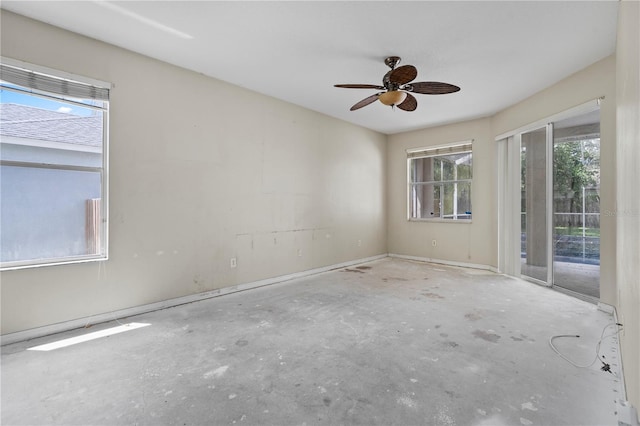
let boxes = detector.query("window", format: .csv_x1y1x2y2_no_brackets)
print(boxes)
408,142,472,221
1,59,110,269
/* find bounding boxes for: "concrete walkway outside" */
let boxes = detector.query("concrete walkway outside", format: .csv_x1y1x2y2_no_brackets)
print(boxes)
521,259,600,298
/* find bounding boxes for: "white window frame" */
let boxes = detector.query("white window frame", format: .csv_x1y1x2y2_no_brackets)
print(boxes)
0,57,111,270
407,140,473,222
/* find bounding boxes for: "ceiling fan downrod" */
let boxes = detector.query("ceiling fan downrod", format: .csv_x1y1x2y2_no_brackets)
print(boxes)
384,56,401,70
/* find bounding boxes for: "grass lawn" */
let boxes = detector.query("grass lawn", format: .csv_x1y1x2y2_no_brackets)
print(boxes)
554,226,600,237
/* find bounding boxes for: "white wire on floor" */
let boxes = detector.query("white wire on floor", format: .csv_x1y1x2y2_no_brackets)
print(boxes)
549,322,623,371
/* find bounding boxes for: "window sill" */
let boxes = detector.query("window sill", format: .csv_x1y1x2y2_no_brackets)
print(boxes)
0,255,107,271
408,218,473,224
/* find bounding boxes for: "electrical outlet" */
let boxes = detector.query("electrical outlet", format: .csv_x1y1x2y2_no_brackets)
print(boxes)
230,257,237,268
297,249,302,257
358,239,362,247
432,239,437,247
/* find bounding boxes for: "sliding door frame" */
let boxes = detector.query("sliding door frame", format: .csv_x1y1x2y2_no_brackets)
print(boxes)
496,99,602,294
545,122,554,286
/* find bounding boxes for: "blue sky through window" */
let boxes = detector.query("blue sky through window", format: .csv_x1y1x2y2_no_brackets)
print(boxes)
1,87,95,117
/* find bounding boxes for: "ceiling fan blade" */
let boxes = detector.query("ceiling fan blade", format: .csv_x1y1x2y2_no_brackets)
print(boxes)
335,84,385,89
396,93,417,111
389,65,417,85
406,81,461,95
350,93,380,111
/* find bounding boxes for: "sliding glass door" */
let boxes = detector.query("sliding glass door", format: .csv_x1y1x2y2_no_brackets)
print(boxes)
552,111,601,298
521,127,549,283
500,103,601,300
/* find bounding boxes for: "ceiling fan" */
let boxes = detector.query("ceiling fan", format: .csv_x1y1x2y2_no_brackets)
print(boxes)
334,56,460,112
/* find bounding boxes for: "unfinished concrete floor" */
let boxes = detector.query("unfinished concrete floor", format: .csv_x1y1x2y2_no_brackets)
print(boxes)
1,258,624,425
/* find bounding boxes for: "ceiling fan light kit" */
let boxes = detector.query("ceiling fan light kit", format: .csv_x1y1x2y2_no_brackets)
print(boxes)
379,90,407,106
334,56,460,112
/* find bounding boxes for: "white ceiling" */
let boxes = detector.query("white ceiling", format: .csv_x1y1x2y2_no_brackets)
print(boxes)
2,1,619,135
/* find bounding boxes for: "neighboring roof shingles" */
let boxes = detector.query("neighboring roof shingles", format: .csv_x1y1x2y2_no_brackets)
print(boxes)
0,103,102,147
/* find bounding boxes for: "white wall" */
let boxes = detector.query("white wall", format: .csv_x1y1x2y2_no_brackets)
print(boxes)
387,118,496,267
615,0,640,412
0,11,387,335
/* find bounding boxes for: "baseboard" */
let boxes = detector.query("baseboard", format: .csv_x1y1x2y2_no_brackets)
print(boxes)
388,253,499,273
610,305,629,404
0,254,388,346
618,400,640,426
549,284,599,305
594,301,634,426
597,301,615,314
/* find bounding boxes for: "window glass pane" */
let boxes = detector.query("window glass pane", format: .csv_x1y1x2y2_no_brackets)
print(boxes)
410,152,472,183
409,183,471,220
433,158,442,181
409,183,440,219
1,166,103,262
442,183,454,217
409,184,418,217
456,182,472,219
410,157,435,183
441,158,454,181
441,182,472,219
432,185,441,218
456,154,473,180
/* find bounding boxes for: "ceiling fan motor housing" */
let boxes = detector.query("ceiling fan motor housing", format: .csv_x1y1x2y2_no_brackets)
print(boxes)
383,71,401,91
